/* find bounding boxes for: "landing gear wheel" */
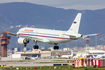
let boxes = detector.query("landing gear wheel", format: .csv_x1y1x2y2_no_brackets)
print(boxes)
53,46,56,49
33,45,39,49
27,41,29,43
56,46,59,49
53,46,59,50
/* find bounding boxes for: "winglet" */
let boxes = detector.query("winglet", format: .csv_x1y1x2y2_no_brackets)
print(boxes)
97,33,99,36
7,31,9,34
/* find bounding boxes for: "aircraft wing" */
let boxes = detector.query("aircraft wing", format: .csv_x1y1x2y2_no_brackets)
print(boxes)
82,33,99,38
7,31,17,36
7,31,50,43
19,35,50,43
19,35,43,41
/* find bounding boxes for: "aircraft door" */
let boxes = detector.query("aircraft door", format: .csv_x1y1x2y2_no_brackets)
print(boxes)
62,32,66,38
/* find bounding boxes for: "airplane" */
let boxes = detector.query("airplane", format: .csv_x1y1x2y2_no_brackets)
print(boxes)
7,13,99,50
93,54,105,59
61,55,72,59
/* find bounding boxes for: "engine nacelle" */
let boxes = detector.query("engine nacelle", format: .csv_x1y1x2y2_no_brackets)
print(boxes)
18,38,29,45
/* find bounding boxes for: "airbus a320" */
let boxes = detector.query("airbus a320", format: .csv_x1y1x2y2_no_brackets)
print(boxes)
7,13,99,49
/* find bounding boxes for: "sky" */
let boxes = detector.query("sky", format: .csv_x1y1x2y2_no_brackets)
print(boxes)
0,0,105,10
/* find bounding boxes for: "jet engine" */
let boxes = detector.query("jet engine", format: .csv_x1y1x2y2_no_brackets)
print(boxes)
18,37,29,45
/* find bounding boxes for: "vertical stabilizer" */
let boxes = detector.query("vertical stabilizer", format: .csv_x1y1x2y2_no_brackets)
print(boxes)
67,13,82,34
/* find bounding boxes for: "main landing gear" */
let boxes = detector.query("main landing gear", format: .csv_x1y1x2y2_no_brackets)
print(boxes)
33,45,39,49
33,40,39,49
23,40,39,49
53,43,59,50
53,46,59,50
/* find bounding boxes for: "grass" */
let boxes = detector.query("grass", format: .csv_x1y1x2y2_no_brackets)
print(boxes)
52,59,74,61
1,66,105,70
18,60,35,62
0,60,35,62
36,62,67,64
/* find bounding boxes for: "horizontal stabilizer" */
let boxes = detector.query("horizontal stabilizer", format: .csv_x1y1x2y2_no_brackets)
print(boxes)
83,33,99,38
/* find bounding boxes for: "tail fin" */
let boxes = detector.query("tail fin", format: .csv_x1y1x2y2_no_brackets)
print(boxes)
67,13,82,34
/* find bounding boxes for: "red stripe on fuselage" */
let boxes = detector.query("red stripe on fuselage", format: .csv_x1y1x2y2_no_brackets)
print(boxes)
18,33,77,40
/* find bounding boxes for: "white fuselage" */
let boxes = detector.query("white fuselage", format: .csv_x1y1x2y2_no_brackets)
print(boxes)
17,27,80,45
8,13,98,47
